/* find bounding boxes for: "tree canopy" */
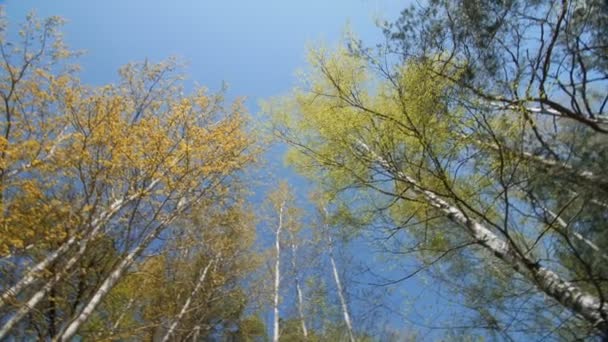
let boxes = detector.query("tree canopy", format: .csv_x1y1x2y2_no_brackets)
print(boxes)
2,1,607,341
272,0,608,339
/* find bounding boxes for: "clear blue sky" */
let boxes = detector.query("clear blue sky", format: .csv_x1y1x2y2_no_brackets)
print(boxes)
3,1,472,339
4,0,403,104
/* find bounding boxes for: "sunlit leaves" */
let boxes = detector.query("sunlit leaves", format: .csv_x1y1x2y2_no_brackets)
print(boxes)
0,13,259,340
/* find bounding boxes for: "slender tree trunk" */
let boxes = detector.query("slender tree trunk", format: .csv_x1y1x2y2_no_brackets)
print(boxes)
272,202,284,342
55,227,161,341
161,258,214,342
0,273,63,339
290,236,308,339
0,244,34,261
0,221,118,338
5,126,68,179
327,232,356,342
358,140,608,334
0,235,78,309
109,297,135,336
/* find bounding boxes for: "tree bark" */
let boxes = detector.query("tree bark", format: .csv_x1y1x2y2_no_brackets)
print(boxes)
323,208,355,342
463,132,606,191
290,236,308,339
160,258,214,342
272,202,284,342
109,297,135,336
524,189,608,262
329,239,356,342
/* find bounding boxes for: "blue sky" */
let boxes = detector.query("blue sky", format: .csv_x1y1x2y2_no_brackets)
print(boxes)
3,0,468,339
5,0,403,102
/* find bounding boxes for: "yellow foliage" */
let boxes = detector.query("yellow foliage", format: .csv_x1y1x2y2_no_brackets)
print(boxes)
0,53,256,258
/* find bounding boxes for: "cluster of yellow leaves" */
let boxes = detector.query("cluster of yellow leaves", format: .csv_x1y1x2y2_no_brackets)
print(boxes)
0,57,255,257
0,179,78,254
0,65,79,254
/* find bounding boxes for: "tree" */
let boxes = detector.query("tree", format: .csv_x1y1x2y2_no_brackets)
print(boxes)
380,0,607,133
0,13,257,340
288,203,309,339
264,181,300,342
319,205,356,342
271,38,608,339
85,197,263,341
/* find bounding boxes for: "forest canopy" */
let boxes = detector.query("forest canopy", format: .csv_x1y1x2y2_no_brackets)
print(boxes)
1,1,607,341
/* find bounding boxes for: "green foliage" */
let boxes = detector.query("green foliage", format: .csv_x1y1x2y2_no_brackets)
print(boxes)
271,8,608,336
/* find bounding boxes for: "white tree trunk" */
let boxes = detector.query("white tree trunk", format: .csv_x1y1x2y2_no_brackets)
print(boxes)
109,297,135,336
0,235,77,309
55,227,161,341
290,237,308,338
357,140,608,332
0,230,107,339
0,244,34,261
6,126,69,179
0,182,162,337
272,202,284,342
160,258,214,342
327,232,356,342
513,148,603,187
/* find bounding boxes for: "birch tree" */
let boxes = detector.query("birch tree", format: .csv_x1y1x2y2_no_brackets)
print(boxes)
271,41,608,339
0,13,258,340
272,198,284,342
68,187,261,340
262,181,311,342
289,227,309,339
321,207,356,342
160,259,214,342
265,182,290,342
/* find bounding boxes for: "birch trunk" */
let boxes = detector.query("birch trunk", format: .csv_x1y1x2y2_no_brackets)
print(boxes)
0,184,158,337
357,140,608,333
160,258,214,342
5,126,68,179
0,244,34,261
272,202,284,342
109,297,135,336
0,236,97,339
0,201,117,309
0,235,77,309
510,148,603,188
327,232,356,342
290,235,308,338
